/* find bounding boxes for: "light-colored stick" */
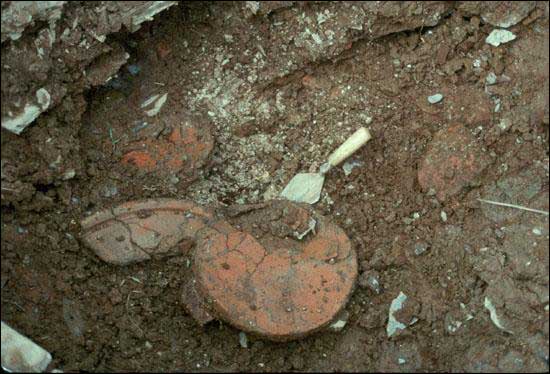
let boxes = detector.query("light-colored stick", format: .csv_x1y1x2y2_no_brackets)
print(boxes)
327,127,372,169
477,198,549,216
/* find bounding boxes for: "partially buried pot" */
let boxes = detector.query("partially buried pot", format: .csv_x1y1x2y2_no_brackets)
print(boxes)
80,199,357,341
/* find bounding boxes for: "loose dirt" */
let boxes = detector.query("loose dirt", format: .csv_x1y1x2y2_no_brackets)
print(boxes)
1,2,548,372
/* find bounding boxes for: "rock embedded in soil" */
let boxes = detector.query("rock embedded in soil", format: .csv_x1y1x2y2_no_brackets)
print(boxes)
80,199,214,265
1,321,52,372
418,124,491,201
387,292,409,337
193,200,358,341
329,310,350,332
486,29,517,47
358,270,382,294
413,242,429,256
239,332,248,348
480,1,536,28
1,1,177,134
427,93,444,104
386,291,419,338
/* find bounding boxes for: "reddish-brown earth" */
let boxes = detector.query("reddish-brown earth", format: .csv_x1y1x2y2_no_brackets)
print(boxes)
1,1,548,372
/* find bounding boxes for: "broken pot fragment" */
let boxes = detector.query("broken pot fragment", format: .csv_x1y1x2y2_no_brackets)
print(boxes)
118,111,214,186
81,199,358,342
80,199,214,265
193,200,358,341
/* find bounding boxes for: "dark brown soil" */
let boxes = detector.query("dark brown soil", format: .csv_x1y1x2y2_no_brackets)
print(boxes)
1,2,549,372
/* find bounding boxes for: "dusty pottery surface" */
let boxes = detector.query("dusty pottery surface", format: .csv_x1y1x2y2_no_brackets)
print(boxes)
193,200,357,341
1,1,549,372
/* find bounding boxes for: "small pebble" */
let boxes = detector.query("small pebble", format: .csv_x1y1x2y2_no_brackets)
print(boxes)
498,118,512,131
22,254,31,265
62,169,76,180
485,72,497,85
414,242,429,256
127,64,140,75
398,358,407,365
440,210,448,222
132,121,148,133
101,184,118,198
239,332,248,348
494,228,505,239
532,228,542,236
403,217,415,225
428,93,443,104
384,211,397,223
342,160,363,176
329,319,347,331
485,29,516,47
358,270,381,294
329,310,349,331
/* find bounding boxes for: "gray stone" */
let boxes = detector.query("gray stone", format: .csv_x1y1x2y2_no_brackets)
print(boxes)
239,332,248,348
485,72,498,85
359,270,382,293
414,242,429,256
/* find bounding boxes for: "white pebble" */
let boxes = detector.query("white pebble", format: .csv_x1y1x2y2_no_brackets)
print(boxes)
239,332,248,348
428,93,443,104
1,322,52,372
485,72,497,85
329,319,347,331
532,228,542,236
485,29,516,47
440,210,448,222
387,292,408,337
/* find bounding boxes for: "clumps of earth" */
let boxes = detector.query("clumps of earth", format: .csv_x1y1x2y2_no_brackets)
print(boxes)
1,1,549,372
